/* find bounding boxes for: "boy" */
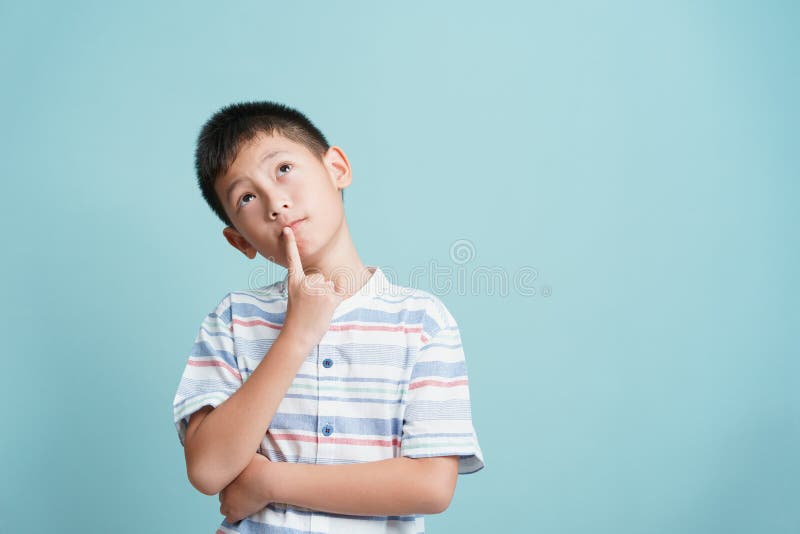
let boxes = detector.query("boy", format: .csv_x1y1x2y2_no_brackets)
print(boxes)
172,101,485,533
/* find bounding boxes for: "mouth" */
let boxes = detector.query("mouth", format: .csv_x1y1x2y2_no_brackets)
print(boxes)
279,217,308,236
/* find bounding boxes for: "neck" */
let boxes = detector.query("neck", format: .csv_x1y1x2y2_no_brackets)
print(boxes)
301,217,373,299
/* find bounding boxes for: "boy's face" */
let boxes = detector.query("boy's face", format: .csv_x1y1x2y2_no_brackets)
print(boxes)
215,131,352,270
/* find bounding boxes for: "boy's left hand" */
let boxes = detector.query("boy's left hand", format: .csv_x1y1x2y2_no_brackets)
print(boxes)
219,453,273,523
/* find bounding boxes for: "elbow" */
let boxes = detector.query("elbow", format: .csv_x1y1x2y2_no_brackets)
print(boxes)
187,463,223,496
185,450,228,496
430,487,454,515
411,456,458,514
429,471,458,514
420,481,455,514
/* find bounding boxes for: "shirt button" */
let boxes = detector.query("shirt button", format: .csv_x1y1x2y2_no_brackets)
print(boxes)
322,358,333,368
322,424,333,436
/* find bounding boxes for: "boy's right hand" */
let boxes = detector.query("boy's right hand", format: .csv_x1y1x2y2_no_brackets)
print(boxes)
280,226,345,348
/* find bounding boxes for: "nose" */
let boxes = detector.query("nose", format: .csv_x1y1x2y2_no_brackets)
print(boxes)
269,202,291,220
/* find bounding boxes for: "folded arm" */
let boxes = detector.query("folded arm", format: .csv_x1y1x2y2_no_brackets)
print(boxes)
183,330,315,495
272,455,459,515
220,454,459,521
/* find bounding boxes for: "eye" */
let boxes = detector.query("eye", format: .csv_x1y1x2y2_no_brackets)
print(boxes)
237,193,255,209
235,164,292,210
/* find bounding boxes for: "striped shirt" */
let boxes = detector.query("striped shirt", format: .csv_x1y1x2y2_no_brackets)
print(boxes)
173,265,485,533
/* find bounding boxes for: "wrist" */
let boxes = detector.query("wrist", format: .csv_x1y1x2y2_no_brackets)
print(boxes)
279,325,318,352
261,458,283,503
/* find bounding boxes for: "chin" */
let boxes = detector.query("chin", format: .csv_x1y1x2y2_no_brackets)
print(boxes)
296,235,329,264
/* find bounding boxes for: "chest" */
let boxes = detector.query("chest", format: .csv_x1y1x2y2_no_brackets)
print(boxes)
235,320,424,464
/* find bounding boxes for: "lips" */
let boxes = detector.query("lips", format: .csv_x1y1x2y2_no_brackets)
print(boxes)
279,217,307,236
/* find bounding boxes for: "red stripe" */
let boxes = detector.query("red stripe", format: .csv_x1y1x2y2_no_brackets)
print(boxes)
233,318,424,336
328,324,423,334
233,318,282,330
270,432,401,448
187,359,242,381
409,378,468,390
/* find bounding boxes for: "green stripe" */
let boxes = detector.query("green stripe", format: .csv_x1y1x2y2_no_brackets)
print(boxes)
434,330,460,339
239,376,408,396
201,321,230,334
291,382,403,395
175,393,228,418
402,440,475,450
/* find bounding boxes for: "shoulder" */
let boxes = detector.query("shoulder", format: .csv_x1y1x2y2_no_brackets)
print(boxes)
200,280,286,328
228,279,286,312
201,292,233,324
231,277,285,300
382,277,457,338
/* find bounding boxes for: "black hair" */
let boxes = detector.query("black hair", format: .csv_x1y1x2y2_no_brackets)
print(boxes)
194,100,342,228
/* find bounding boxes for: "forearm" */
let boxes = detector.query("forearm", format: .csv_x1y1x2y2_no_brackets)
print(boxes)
185,330,313,494
269,456,443,516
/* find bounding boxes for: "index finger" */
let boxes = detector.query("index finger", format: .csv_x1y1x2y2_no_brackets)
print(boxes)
283,226,303,283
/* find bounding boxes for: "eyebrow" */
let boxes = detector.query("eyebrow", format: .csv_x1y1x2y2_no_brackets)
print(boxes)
225,149,290,207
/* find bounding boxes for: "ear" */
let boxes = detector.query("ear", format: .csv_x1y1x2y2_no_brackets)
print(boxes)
323,145,352,191
222,226,257,259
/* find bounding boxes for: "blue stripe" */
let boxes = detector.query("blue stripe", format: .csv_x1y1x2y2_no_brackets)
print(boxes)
175,378,237,401
334,307,428,324
189,340,237,368
269,412,403,436
230,290,287,306
375,293,435,304
260,452,395,464
231,301,287,324
241,370,409,385
223,518,325,534
403,431,475,438
263,503,419,522
173,389,235,410
293,373,409,385
419,341,463,351
283,393,404,405
235,339,413,367
210,306,232,325
200,325,234,340
410,360,467,380
404,399,473,420
229,301,430,327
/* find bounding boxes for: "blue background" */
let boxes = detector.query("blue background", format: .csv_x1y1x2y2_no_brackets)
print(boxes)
2,1,798,532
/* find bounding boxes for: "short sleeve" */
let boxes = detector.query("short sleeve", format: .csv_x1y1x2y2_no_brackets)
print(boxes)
172,293,242,446
400,301,485,474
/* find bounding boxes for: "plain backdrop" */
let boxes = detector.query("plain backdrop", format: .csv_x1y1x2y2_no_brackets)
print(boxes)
2,1,798,532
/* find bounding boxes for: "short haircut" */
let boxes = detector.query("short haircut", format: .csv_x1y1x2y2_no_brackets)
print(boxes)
194,100,341,228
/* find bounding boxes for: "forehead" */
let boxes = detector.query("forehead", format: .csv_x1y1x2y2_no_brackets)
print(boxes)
226,132,311,174
215,132,318,206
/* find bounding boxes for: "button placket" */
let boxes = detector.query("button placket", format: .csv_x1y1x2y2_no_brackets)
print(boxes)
317,336,335,458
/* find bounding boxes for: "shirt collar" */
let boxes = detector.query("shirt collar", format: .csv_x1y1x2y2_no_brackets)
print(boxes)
279,265,388,319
